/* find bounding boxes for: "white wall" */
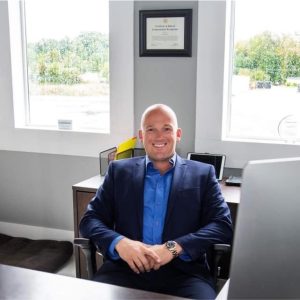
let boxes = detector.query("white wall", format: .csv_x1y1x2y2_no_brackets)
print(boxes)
0,150,99,231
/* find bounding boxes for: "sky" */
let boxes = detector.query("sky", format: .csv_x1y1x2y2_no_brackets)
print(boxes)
234,0,300,41
21,0,300,43
25,0,109,43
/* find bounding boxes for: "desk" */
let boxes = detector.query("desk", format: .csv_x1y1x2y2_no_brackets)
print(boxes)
220,182,240,229
73,176,104,278
0,264,184,300
216,279,230,300
73,175,240,279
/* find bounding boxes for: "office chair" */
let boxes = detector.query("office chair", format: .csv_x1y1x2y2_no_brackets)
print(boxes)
99,147,146,176
74,238,231,293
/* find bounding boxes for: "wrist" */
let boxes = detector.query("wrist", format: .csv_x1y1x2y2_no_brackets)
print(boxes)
109,236,124,259
165,241,182,258
115,236,127,253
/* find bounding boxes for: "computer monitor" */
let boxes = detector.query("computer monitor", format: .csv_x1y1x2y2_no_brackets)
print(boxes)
228,157,300,299
187,153,226,180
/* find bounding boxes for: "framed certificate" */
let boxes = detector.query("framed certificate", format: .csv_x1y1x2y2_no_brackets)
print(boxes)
139,9,192,57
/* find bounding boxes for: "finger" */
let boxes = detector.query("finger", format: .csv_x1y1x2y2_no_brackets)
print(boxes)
147,254,162,268
144,248,161,263
147,257,156,270
139,256,152,272
133,257,147,273
127,260,140,274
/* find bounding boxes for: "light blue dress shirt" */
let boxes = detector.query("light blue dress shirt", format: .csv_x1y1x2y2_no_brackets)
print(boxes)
142,155,175,245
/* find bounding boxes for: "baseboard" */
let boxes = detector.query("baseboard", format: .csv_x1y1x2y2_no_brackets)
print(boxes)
0,221,73,241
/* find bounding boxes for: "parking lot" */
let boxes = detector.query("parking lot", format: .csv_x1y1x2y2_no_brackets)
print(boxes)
229,84,300,141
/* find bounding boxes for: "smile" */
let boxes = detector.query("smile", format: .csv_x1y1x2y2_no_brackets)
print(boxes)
152,143,167,148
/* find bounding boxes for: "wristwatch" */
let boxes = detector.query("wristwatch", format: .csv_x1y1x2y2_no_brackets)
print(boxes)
165,240,178,257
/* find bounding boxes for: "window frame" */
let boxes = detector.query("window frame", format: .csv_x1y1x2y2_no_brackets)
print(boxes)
195,0,300,169
7,0,134,157
224,0,300,145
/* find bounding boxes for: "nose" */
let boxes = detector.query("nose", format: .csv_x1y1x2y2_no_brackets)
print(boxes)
154,130,164,139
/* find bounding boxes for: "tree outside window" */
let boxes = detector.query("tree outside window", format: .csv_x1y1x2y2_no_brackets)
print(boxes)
23,0,109,132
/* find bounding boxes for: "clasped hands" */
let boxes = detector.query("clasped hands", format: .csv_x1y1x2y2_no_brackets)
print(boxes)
115,237,181,274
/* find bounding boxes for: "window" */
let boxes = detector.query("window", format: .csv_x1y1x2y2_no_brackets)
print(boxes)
7,1,134,157
224,0,300,144
15,0,109,133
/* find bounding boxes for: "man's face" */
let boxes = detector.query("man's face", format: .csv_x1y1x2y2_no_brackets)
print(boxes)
139,108,182,163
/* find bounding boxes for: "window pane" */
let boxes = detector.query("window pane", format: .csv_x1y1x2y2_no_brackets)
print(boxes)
24,0,109,132
227,0,300,143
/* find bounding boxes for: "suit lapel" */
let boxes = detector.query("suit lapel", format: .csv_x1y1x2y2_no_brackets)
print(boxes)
164,156,187,229
133,157,146,240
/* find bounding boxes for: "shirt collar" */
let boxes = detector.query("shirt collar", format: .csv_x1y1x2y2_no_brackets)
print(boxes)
145,153,177,169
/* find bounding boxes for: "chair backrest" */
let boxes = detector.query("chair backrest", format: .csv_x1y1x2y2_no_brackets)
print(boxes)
228,157,300,299
99,147,117,176
99,147,146,176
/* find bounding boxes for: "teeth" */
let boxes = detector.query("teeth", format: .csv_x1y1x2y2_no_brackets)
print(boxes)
153,143,165,148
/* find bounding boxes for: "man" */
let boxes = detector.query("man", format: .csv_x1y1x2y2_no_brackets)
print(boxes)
80,104,232,299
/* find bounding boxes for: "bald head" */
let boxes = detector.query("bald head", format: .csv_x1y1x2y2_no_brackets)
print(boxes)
138,104,182,172
140,104,178,130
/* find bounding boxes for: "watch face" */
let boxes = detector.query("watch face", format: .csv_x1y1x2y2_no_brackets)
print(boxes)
166,241,176,249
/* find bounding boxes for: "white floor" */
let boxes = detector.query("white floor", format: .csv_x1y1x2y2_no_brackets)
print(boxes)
56,254,76,277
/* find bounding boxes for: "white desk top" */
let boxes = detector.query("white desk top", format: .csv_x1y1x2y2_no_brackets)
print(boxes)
0,264,185,300
216,279,229,300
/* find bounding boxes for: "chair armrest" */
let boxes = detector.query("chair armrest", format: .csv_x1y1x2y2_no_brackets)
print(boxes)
74,238,96,279
212,243,231,286
74,237,91,248
213,243,231,253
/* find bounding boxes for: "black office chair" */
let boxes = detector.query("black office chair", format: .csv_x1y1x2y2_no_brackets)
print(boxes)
74,238,231,293
211,243,232,292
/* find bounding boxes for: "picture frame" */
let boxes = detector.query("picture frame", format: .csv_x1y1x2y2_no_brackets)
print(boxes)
139,9,192,57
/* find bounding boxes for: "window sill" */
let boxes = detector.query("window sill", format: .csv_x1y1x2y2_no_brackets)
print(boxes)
222,136,300,147
15,124,109,135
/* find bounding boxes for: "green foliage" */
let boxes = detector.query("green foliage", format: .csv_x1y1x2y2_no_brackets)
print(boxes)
27,32,109,85
250,69,269,82
235,31,300,85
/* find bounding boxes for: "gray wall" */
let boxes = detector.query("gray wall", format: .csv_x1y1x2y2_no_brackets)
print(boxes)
0,1,199,231
0,150,98,230
134,1,198,156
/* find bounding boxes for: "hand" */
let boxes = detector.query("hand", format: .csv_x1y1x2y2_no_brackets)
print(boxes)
115,238,161,274
148,244,173,270
149,242,183,270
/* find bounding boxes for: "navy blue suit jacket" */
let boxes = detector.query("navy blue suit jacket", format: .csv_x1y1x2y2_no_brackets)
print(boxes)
80,155,232,278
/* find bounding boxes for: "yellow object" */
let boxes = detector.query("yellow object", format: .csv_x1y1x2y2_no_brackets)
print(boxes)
116,137,137,156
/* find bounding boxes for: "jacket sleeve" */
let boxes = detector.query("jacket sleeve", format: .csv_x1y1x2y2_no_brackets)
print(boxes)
79,162,121,256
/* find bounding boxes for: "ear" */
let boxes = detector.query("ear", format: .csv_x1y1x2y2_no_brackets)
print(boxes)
176,128,182,142
138,129,143,141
